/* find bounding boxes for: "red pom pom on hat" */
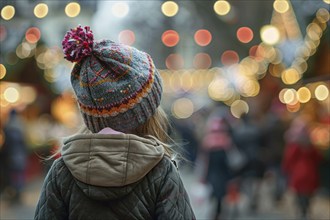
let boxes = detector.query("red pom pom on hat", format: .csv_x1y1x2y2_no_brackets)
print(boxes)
62,25,94,62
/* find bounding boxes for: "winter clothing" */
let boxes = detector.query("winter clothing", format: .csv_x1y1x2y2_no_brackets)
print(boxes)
232,116,265,178
34,25,195,220
1,109,28,201
201,117,233,219
282,143,321,195
63,25,163,133
34,129,195,220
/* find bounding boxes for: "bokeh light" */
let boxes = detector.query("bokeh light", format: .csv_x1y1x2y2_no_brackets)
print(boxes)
311,126,330,149
273,0,290,13
208,78,234,101
239,79,260,97
281,68,301,85
230,100,249,118
260,25,280,45
240,57,259,76
269,63,285,77
270,48,283,64
315,84,329,101
65,2,80,18
292,58,308,74
180,72,194,92
306,23,323,41
249,45,272,62
286,101,300,112
323,0,330,4
223,93,240,106
16,44,30,59
237,27,254,43
194,29,212,46
20,86,37,104
221,50,239,66
118,30,135,45
161,1,179,17
213,0,231,16
168,71,181,92
316,8,330,23
34,3,49,19
112,2,129,18
0,64,6,80
4,87,19,103
279,88,287,104
25,27,41,44
166,53,184,70
162,30,180,47
1,5,15,20
249,45,261,58
172,98,194,119
193,53,212,69
51,95,79,126
297,87,311,103
44,69,58,82
283,88,298,104
258,44,277,61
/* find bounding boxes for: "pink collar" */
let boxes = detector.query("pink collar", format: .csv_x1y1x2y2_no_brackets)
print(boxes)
98,127,123,135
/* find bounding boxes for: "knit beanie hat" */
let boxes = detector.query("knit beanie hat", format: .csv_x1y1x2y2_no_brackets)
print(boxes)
62,25,162,133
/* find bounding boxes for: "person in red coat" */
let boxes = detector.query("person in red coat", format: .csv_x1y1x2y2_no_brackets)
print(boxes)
282,117,321,219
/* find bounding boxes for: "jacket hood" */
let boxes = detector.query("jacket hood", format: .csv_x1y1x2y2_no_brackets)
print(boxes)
61,128,165,200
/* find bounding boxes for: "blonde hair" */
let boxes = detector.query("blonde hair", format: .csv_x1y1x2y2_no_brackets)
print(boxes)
133,107,175,157
49,107,176,159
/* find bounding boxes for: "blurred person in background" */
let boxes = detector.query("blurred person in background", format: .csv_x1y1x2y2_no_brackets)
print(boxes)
172,117,199,166
1,108,28,204
0,125,7,193
282,116,322,220
34,25,195,220
232,113,265,213
260,99,289,204
200,111,235,220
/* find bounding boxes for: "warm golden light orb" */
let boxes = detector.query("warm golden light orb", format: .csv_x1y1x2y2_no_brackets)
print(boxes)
214,0,231,16
1,5,15,20
161,1,179,17
34,3,49,18
65,2,81,18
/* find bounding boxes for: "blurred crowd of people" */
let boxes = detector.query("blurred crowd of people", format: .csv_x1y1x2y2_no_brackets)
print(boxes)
173,100,329,220
1,96,329,219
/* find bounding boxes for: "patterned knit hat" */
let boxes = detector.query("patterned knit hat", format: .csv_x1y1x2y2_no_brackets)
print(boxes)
62,25,162,133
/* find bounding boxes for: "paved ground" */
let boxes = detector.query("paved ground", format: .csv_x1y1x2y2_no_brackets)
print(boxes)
0,177,43,220
180,165,330,220
1,167,329,220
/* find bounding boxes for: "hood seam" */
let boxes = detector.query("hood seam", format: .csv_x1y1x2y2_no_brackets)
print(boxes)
63,151,162,156
123,136,130,185
63,134,157,145
87,138,92,186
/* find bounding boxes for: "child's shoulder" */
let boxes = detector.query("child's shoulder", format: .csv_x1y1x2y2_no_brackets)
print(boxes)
49,157,72,178
149,156,180,180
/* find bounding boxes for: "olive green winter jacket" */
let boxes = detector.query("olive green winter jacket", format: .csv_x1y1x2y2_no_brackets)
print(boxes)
34,130,195,220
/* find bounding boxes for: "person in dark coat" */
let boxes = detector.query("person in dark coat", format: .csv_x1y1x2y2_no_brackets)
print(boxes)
2,109,28,203
232,113,265,212
34,25,195,220
201,115,234,220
